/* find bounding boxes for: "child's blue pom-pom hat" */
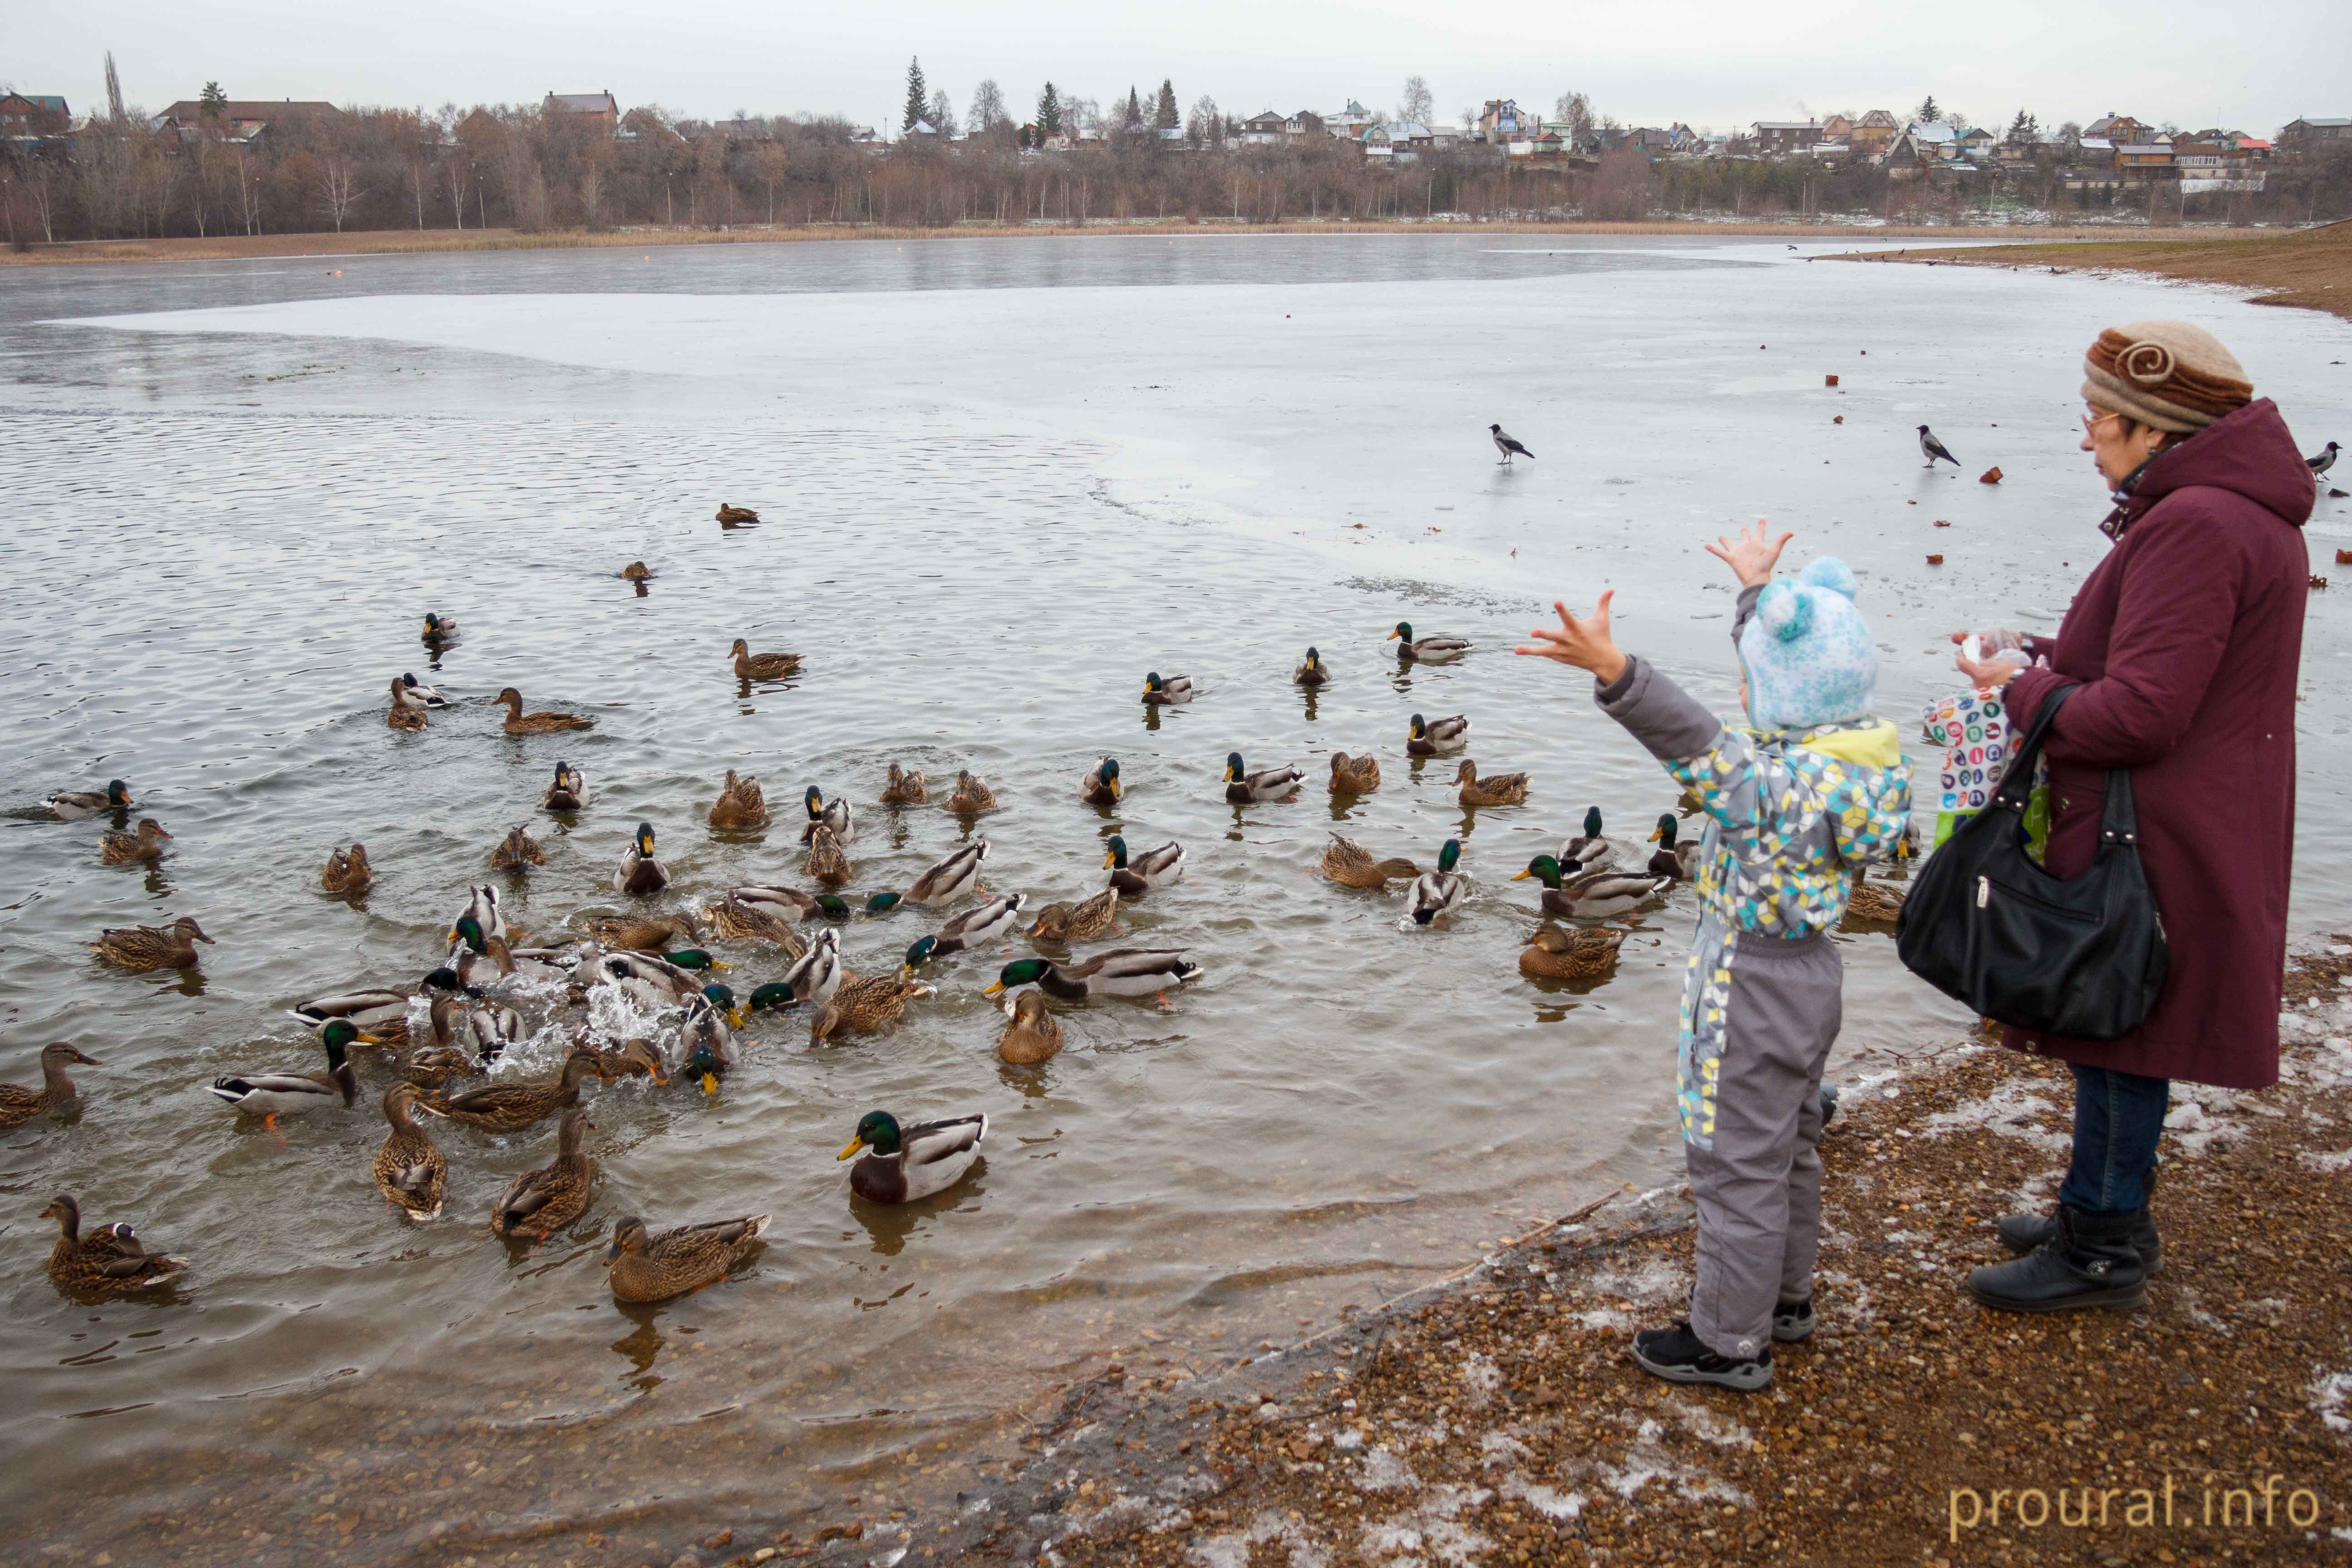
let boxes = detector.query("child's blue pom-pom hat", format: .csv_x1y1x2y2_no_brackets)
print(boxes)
1738,557,1877,730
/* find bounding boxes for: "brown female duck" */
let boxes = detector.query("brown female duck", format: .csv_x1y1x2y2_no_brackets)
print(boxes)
708,769,769,828
492,1106,598,1241
699,889,814,953
401,993,483,1089
99,818,172,864
421,1048,611,1133
1455,759,1531,808
605,1211,770,1303
576,910,700,952
948,770,998,813
490,824,546,869
997,990,1064,1064
387,678,428,730
0,1043,101,1129
805,823,853,887
1322,834,1419,889
1518,924,1627,981
1327,752,1382,794
880,762,928,805
497,687,593,734
90,916,214,970
1845,866,1907,923
322,843,372,894
715,502,760,525
809,974,933,1045
373,1083,448,1222
1027,885,1118,943
729,637,801,681
40,1195,186,1295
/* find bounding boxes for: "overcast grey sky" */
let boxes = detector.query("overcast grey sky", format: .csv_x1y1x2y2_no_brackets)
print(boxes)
9,0,2346,136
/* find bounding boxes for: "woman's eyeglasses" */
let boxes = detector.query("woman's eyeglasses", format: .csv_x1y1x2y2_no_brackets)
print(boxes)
2081,410,2124,434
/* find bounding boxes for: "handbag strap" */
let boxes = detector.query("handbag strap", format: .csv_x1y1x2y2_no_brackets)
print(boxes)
1991,682,2077,815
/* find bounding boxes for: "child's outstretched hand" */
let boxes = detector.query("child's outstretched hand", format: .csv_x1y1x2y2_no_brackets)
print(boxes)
1516,592,1629,683
1705,519,1794,587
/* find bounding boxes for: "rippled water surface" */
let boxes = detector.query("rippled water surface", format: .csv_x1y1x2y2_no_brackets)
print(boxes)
3,235,2348,1564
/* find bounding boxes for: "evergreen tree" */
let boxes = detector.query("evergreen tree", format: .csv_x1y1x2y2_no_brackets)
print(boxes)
1121,87,1143,132
2006,108,2038,143
1037,82,1063,139
199,81,229,117
902,57,928,133
1914,94,1942,126
1156,79,1179,130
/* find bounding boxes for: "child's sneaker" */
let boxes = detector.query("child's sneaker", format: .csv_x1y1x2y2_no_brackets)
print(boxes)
1630,1323,1773,1391
1771,1298,1815,1343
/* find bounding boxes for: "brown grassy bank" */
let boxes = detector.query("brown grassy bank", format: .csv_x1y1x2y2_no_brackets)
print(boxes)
1829,220,2352,321
1,220,2133,268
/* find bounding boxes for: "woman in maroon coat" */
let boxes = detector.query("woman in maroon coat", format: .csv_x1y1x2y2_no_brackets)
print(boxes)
1952,319,2312,1313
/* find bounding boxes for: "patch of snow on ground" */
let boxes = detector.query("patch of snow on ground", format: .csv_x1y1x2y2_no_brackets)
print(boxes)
1920,1078,2072,1152
2314,1370,2351,1433
1457,1354,1501,1407
1357,1447,1421,1492
1354,1485,1492,1568
2298,1147,2352,1173
1502,1479,1586,1520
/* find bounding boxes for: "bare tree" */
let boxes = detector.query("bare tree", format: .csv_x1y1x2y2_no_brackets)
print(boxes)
968,79,1009,138
441,150,468,229
926,89,959,137
1187,94,1222,148
234,148,262,234
316,157,366,232
1554,91,1594,146
1400,76,1434,126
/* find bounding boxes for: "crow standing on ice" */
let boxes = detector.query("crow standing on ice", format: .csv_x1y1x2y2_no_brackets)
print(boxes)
1916,424,1960,469
2310,441,2339,481
1490,424,1534,464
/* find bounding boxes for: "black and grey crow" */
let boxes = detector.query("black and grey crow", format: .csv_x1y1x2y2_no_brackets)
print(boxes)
1490,424,1534,464
2310,441,2339,480
1917,425,1960,469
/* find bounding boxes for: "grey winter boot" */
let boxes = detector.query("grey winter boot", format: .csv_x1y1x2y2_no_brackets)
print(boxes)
1968,1206,2147,1313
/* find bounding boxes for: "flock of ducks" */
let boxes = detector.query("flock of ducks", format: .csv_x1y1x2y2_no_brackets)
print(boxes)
18,603,1740,1308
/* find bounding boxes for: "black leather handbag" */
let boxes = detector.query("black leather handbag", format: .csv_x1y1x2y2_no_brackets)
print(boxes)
1895,686,2169,1040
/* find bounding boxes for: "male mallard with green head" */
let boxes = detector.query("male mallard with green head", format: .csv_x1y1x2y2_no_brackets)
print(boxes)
1406,713,1470,756
839,1111,988,1203
615,822,669,896
373,1083,448,1222
1513,857,1673,920
543,761,588,812
1646,813,1703,880
605,1212,770,1303
799,784,854,843
1405,839,1468,926
1562,806,1619,872
1387,622,1471,662
1079,757,1122,806
47,779,132,819
985,950,1200,1004
779,929,843,1008
1142,672,1194,705
902,894,1028,974
1293,647,1331,686
906,840,988,906
0,1043,101,1129
1223,752,1303,804
210,1019,368,1121
1104,835,1183,896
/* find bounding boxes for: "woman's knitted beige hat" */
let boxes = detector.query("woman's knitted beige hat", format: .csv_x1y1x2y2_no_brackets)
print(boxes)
2081,319,2253,433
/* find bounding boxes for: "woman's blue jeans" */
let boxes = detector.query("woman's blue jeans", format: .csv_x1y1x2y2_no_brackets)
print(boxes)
2056,1064,2169,1213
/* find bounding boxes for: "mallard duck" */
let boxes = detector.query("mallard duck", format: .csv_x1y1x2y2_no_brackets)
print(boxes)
451,885,512,946
1028,884,1118,943
1328,751,1381,794
543,761,589,812
421,1048,610,1133
707,769,769,829
1514,857,1673,920
1407,713,1470,756
322,843,372,894
372,1083,448,1222
291,987,412,1042
387,680,427,730
1646,813,1703,879
577,911,699,952
880,762,928,805
1293,647,1331,686
1323,834,1418,889
615,822,669,896
779,930,843,1008
592,1036,669,1085
605,1212,770,1303
491,1107,597,1241
906,841,988,906
0,1043,101,1130
98,817,172,865
619,561,652,582
1079,757,1122,806
1142,671,1194,705
1563,806,1620,872
445,922,542,990
91,916,214,970
985,949,1199,1003
997,992,1064,1064
463,997,525,1061
806,823,852,886
581,950,732,1010
676,991,741,1090
701,887,823,949
809,974,932,1044
902,894,1029,973
490,823,545,869
799,785,854,844
1405,839,1468,926
715,502,761,525
839,1111,988,1203
421,612,458,642
1388,622,1471,662
1104,835,1183,895
402,992,486,1088
1455,760,1531,808
730,637,801,681
1845,865,1907,922
48,779,133,819
40,1196,185,1295
948,770,998,813
497,687,593,734
210,1019,365,1120
398,672,450,709
1224,752,1303,804
1519,924,1627,981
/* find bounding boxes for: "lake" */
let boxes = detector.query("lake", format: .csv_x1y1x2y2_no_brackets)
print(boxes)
2,232,2346,1565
